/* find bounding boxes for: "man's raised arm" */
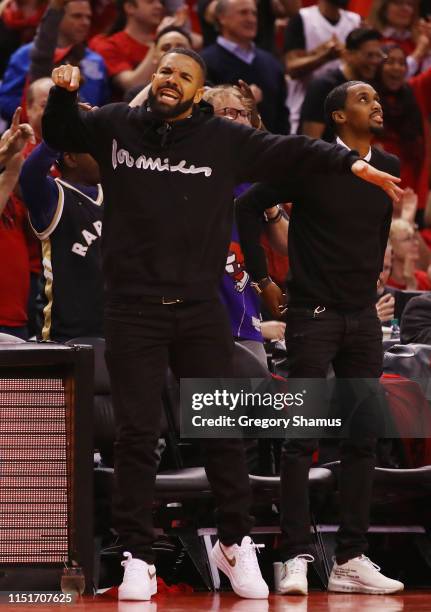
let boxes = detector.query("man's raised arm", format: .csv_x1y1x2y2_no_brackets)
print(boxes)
42,65,99,154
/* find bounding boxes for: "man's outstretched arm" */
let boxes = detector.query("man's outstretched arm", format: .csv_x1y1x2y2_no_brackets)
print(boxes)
231,124,402,202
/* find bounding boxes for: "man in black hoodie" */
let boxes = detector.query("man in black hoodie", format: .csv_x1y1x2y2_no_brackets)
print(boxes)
42,50,401,601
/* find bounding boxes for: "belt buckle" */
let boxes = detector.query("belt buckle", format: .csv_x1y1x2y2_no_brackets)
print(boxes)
162,297,183,305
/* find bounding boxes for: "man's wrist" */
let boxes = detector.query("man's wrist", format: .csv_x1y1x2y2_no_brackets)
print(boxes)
264,205,283,223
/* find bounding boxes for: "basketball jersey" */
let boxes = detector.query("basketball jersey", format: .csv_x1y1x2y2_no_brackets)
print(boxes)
287,5,361,133
31,178,104,341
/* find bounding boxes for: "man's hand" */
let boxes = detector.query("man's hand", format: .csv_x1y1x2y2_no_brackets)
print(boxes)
0,107,35,166
351,160,403,201
156,5,188,33
261,320,286,341
376,293,395,323
260,281,287,319
52,64,81,91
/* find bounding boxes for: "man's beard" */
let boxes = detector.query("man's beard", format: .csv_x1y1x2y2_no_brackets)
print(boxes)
370,124,385,136
148,87,194,119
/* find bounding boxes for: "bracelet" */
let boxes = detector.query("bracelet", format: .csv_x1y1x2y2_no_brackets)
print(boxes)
250,276,273,295
265,206,283,224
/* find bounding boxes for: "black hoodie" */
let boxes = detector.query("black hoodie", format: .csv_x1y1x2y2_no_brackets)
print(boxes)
42,87,360,300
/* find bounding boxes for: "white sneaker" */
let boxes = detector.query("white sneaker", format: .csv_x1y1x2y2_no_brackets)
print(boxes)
278,554,314,595
328,555,404,594
118,552,157,601
211,536,269,599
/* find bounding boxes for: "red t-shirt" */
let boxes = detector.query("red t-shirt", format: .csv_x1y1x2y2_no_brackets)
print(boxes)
0,196,30,326
89,30,150,77
387,270,431,291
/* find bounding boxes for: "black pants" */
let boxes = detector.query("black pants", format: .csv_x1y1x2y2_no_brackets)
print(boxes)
104,297,253,564
280,305,383,564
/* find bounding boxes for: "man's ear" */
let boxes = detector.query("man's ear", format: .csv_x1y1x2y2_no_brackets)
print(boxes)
193,86,205,104
332,109,346,126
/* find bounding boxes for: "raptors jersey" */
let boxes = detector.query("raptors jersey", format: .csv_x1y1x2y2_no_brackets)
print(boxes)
31,178,104,341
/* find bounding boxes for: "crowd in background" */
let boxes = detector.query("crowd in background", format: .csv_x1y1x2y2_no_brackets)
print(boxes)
1,0,431,345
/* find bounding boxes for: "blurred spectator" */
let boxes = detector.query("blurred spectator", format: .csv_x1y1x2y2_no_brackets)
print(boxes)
374,44,431,215
0,0,47,76
284,0,360,133
0,108,35,339
89,0,164,94
376,244,395,322
20,141,104,341
400,291,431,344
388,218,431,290
1,0,46,40
153,23,192,57
198,0,299,51
204,84,287,365
300,27,383,140
201,0,289,133
0,0,108,122
123,25,193,99
25,77,54,141
370,0,431,75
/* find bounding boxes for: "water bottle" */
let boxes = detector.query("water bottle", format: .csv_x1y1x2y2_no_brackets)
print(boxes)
390,318,400,339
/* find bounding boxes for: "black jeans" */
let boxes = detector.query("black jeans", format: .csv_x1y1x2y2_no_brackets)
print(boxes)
280,305,383,564
104,297,253,564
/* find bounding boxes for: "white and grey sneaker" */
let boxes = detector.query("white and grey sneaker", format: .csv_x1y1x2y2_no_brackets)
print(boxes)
211,536,269,599
278,554,314,595
118,552,157,601
328,555,404,595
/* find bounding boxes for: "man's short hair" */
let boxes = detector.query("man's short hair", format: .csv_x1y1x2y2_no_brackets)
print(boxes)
345,27,382,51
324,81,364,132
155,25,192,47
215,0,230,18
160,48,207,80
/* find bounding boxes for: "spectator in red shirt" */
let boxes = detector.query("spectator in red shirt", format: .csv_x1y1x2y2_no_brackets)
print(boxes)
90,0,164,93
388,218,431,290
374,44,431,215
0,108,35,340
370,0,431,75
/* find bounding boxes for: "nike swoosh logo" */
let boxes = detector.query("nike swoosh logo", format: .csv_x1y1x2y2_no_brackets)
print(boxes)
148,570,156,580
219,543,236,567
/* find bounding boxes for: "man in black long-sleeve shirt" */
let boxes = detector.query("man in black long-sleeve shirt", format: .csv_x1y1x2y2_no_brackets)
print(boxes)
42,54,401,601
236,81,404,596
